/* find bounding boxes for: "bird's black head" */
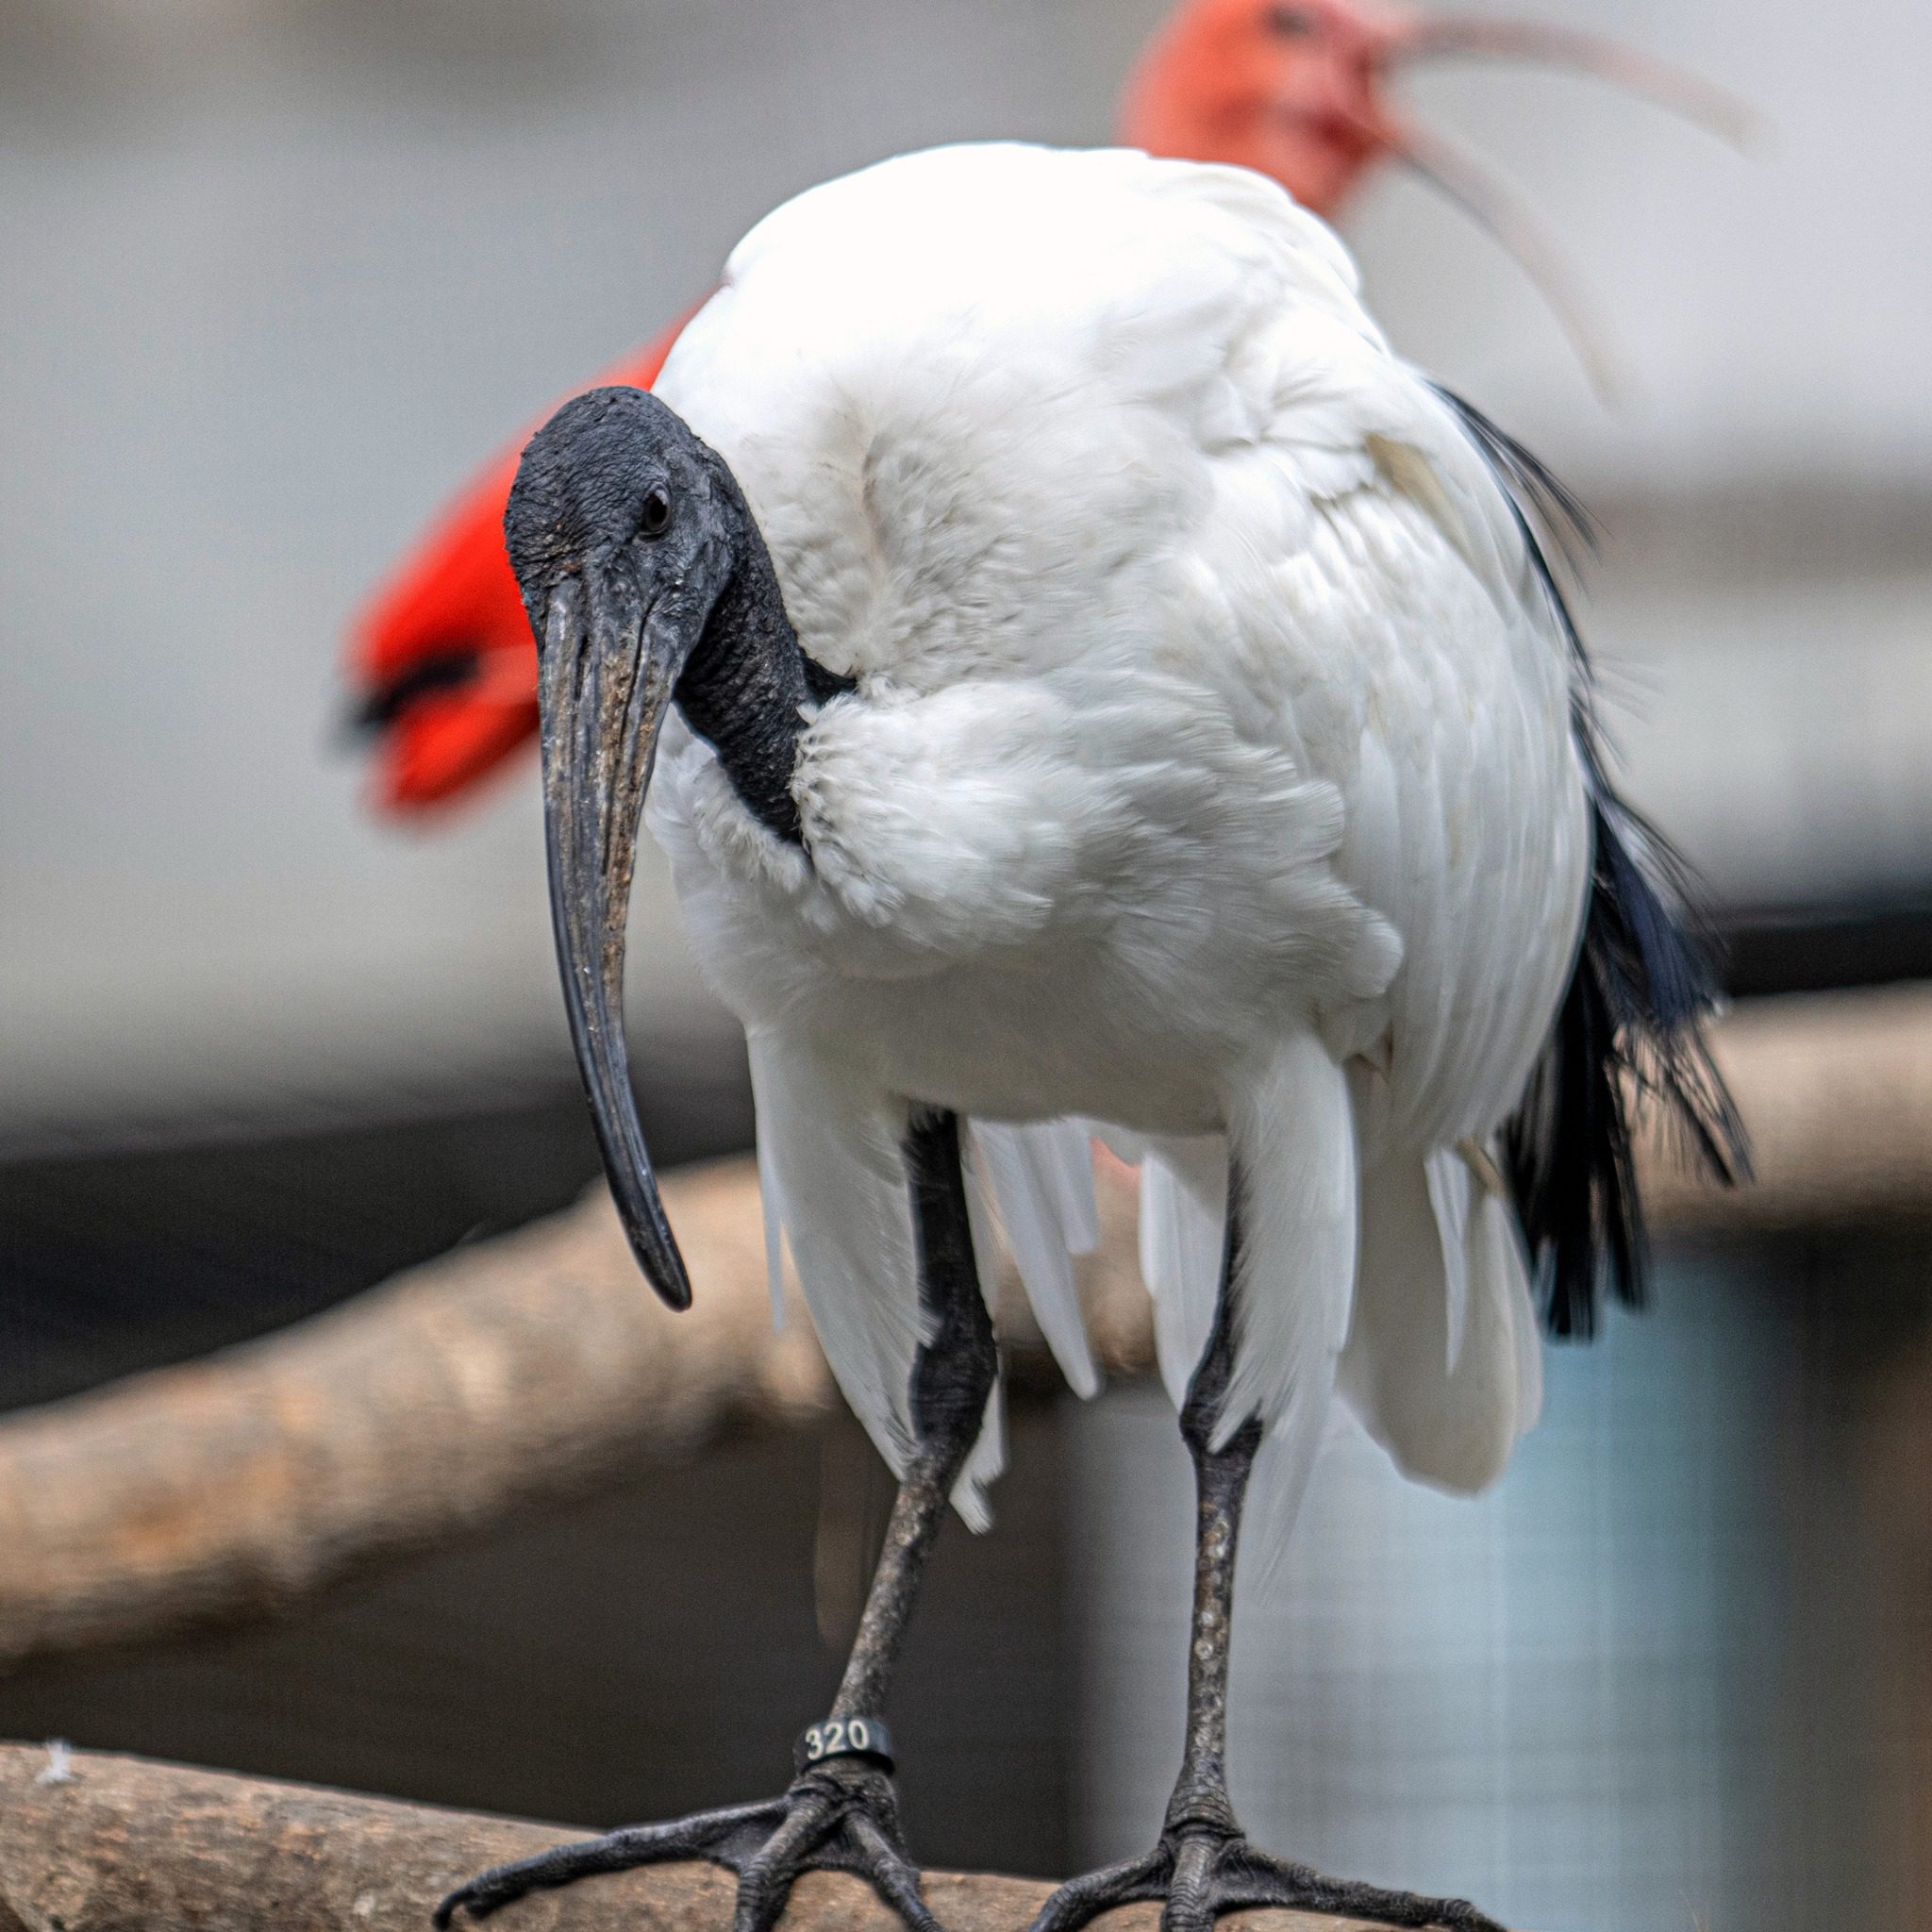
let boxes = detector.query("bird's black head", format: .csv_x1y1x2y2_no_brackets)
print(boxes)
506,386,738,627
508,386,760,1315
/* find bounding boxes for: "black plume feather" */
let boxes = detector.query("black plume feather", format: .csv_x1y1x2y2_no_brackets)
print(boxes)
1435,386,1749,1339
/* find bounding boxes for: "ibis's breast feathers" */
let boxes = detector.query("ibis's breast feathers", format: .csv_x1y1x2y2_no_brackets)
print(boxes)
652,142,1589,1156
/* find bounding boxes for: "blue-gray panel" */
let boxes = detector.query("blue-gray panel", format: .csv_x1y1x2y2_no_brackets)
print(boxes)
1071,1238,1932,1930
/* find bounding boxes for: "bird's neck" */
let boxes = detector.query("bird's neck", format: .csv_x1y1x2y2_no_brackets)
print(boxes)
675,534,847,846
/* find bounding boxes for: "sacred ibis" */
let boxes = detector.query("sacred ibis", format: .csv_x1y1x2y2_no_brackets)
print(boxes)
349,0,1746,816
432,142,1741,1932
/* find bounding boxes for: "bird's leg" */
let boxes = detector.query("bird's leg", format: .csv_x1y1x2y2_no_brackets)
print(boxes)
437,1108,994,1932
1028,1177,1507,1932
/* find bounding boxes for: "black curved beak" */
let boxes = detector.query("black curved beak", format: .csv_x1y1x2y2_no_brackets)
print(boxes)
538,558,692,1310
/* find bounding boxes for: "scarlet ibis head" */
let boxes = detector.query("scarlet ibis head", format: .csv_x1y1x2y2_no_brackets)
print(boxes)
508,385,802,1311
1123,0,1751,211
1122,0,1755,391
1121,0,1407,221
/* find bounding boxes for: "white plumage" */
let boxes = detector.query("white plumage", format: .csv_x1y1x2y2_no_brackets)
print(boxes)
644,142,1591,1559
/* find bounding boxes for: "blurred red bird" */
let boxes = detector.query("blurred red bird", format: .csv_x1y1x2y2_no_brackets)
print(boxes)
349,0,1747,817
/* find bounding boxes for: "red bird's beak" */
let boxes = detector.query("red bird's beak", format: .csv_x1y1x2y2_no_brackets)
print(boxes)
1367,10,1762,399
1121,0,1757,403
344,315,698,819
1390,14,1757,143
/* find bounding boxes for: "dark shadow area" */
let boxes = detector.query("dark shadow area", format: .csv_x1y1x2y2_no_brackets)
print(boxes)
1723,893,1932,998
0,1405,1077,1880
0,1070,753,1414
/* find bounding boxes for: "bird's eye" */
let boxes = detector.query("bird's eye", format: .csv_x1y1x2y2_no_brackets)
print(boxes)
640,489,672,538
1265,5,1317,36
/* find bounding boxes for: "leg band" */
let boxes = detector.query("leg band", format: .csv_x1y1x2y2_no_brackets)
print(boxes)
795,1717,895,1775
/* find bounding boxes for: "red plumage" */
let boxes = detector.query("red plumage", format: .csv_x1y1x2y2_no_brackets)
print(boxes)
350,322,687,811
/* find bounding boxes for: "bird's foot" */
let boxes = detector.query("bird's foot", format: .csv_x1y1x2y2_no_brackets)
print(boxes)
434,1754,939,1932
1026,1820,1506,1932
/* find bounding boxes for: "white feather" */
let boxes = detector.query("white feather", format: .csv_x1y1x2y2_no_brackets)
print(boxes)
750,1034,1010,1527
1337,1151,1541,1494
953,1377,1006,1533
1137,1136,1227,1412
960,1133,1004,1311
972,1119,1102,1398
636,142,1601,1536
1030,1119,1103,1255
757,1121,790,1331
1424,1148,1474,1373
1215,1035,1360,1577
746,1032,925,1474
1242,1397,1349,1591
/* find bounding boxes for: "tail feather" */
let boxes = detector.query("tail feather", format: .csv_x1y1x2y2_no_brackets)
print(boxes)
972,1120,1103,1399
1438,381,1749,1339
1505,788,1748,1339
1339,1150,1542,1495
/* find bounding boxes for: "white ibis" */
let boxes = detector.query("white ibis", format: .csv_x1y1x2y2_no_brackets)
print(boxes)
434,142,1740,1932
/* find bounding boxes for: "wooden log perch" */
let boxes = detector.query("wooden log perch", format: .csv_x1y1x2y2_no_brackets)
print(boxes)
0,1155,1150,1676
0,1743,1383,1932
1,980,1928,1678
0,1162,862,1673
1634,981,1932,1232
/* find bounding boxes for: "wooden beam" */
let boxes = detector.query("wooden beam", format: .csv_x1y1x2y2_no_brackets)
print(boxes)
0,1743,1368,1932
1637,982,1932,1232
0,1160,859,1672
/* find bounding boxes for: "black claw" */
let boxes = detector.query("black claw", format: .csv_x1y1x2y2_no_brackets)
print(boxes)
436,1807,779,1925
433,1769,934,1932
1029,1829,1502,1932
846,1812,946,1932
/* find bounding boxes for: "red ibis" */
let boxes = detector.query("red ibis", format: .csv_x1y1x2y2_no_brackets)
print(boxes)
431,141,1741,1932
349,1,1747,819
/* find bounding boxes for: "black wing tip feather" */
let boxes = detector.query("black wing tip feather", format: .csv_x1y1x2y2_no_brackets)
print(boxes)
1507,797,1750,1342
1438,386,1751,1340
1431,383,1599,577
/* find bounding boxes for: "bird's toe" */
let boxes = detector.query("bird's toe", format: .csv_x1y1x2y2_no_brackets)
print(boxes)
1219,1842,1507,1931
433,1798,791,1926
695,1765,942,1932
1024,1847,1168,1932
1029,1832,1504,1932
1161,1830,1227,1932
843,1809,947,1932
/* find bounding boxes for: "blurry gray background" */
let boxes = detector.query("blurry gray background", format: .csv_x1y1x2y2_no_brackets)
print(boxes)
4,0,1928,1152
3,5,1929,1931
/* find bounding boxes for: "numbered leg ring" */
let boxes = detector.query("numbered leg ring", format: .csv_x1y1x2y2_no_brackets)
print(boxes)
794,1715,895,1775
